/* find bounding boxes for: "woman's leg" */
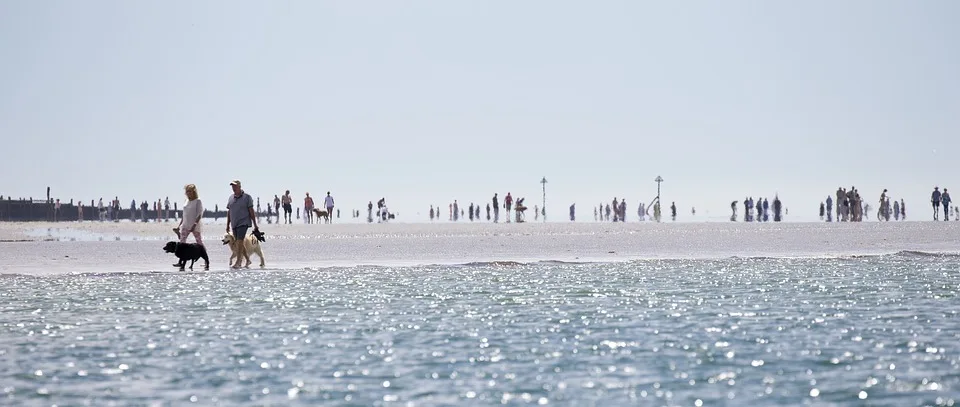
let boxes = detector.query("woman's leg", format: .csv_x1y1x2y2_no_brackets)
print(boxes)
192,230,203,246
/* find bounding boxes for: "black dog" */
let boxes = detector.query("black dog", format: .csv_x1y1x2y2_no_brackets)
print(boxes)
163,241,210,271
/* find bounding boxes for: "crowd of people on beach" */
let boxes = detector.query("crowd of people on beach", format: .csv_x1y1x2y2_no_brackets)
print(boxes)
427,194,674,223
592,198,671,222
815,186,957,222
729,196,785,222
67,188,399,227
819,186,872,222
257,191,396,225
6,184,960,225
48,181,957,266
429,193,534,223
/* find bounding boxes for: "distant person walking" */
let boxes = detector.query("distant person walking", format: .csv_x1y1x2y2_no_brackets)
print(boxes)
825,195,833,222
836,187,844,222
113,197,121,222
492,193,499,223
273,195,281,223
176,184,204,246
942,188,952,221
743,198,750,222
772,195,782,222
282,191,293,224
932,187,942,220
324,192,335,223
304,193,315,224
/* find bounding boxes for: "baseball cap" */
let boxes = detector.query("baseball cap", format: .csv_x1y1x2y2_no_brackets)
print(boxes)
230,180,241,186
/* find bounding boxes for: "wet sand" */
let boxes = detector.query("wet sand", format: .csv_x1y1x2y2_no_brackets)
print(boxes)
1,220,959,276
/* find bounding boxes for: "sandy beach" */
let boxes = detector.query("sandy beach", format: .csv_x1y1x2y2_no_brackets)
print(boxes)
1,220,958,275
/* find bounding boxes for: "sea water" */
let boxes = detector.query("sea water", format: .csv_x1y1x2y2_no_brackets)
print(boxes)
1,223,959,406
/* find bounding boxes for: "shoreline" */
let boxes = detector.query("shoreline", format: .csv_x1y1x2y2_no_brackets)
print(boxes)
2,218,959,242
1,218,957,240
0,221,958,276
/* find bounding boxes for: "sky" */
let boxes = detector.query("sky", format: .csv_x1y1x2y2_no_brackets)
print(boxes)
1,1,958,221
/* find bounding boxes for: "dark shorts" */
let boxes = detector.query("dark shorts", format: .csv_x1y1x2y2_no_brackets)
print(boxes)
934,202,941,207
233,226,250,240
283,204,292,213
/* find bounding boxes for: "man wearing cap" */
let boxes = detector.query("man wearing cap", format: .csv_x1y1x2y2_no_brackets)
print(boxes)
226,180,258,262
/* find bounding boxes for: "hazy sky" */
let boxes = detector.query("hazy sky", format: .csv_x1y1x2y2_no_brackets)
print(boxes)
2,1,958,220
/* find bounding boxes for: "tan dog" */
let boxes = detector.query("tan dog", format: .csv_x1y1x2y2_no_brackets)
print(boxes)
221,232,265,269
312,208,330,223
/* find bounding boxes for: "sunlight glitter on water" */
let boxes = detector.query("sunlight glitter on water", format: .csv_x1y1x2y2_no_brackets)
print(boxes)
0,254,959,405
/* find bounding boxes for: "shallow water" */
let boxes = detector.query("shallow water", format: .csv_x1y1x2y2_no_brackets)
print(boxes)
2,254,959,406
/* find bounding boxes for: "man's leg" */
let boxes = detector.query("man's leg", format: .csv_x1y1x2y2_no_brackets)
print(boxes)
327,206,334,223
232,226,249,267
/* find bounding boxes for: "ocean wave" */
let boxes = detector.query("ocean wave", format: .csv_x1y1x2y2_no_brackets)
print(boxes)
892,250,960,258
842,250,960,260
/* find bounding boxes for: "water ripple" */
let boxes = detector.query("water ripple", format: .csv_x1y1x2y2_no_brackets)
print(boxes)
1,256,959,405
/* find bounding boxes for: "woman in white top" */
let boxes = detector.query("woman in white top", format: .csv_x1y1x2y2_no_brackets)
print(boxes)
176,184,204,245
